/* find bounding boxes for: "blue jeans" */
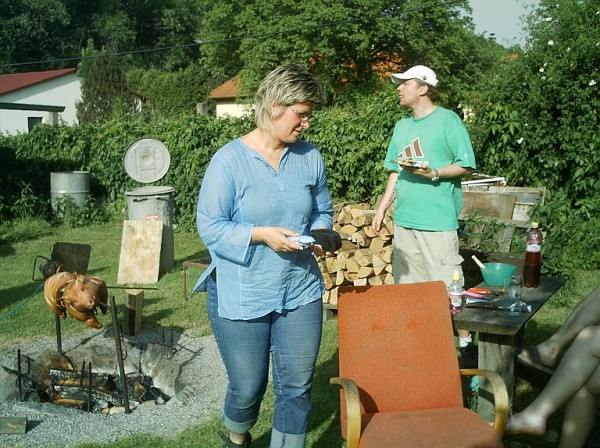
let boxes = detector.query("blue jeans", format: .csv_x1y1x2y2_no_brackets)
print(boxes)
207,275,323,448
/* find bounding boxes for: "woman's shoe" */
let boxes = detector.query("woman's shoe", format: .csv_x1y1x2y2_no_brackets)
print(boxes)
220,432,252,447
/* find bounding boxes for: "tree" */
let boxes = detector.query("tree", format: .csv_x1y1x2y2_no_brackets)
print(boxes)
76,42,134,124
126,62,213,117
0,0,71,72
0,0,203,73
196,0,500,105
62,0,203,71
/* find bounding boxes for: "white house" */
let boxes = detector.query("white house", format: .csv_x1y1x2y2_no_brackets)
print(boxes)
0,68,81,135
209,76,252,118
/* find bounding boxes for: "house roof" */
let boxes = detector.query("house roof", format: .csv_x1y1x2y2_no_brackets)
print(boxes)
0,101,65,112
210,76,241,99
0,68,77,95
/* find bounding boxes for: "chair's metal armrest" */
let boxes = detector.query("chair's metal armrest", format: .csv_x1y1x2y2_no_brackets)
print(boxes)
460,368,509,437
330,376,361,448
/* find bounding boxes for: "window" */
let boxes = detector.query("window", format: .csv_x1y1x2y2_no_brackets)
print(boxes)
28,116,43,131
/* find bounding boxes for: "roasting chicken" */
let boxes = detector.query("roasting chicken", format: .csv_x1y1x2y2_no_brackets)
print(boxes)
43,268,108,328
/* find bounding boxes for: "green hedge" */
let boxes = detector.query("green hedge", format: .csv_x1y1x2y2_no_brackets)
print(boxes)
0,115,251,230
1,95,598,277
0,89,405,230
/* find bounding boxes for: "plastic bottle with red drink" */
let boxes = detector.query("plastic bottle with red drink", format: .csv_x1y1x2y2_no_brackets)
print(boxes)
523,222,543,288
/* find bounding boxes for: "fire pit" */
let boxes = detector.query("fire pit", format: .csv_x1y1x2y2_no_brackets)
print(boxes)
5,327,178,415
0,328,227,447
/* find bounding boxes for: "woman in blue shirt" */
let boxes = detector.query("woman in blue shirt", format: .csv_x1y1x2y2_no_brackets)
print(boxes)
194,64,333,448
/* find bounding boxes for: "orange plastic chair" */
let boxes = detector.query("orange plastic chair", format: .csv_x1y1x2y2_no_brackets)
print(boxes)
330,281,509,448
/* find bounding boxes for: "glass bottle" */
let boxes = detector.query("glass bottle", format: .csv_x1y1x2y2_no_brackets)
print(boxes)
523,222,543,288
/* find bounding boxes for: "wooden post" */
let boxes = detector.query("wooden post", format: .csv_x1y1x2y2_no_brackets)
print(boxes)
124,289,144,336
477,332,516,420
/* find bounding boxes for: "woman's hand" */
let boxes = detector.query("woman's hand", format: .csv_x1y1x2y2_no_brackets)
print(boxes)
252,226,306,252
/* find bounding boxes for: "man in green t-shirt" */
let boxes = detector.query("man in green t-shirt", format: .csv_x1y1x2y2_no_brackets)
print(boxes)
372,65,477,366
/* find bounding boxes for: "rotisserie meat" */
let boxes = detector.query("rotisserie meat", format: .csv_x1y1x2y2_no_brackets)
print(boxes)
43,269,108,328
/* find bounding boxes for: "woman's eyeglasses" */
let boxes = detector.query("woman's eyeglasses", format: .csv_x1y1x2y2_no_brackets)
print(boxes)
288,106,312,123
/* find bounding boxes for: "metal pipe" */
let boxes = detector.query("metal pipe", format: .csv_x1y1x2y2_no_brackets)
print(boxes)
79,361,85,388
87,362,92,413
55,314,62,354
17,349,23,401
110,296,130,413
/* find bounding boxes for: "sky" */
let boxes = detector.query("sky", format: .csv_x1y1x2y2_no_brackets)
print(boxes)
470,0,540,46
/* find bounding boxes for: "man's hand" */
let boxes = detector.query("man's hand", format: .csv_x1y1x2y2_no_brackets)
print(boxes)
403,165,436,180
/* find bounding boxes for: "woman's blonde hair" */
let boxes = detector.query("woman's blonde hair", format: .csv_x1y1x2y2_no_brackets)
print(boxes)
254,63,324,129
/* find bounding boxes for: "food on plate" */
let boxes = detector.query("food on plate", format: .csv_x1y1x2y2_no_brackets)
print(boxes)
398,158,429,169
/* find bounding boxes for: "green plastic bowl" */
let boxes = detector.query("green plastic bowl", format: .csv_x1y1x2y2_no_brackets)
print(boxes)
481,262,517,287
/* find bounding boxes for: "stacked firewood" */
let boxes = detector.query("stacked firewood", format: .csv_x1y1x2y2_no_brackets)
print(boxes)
319,202,395,306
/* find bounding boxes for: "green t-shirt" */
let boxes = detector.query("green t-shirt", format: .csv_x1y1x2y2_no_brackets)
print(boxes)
383,106,476,231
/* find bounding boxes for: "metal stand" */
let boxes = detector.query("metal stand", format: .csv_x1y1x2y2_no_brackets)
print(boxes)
15,350,32,403
110,296,130,413
161,327,175,358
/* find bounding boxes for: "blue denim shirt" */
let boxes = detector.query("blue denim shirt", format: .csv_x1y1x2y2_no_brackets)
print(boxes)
192,137,333,319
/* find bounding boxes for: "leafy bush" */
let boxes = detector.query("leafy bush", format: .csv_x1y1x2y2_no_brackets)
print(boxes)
10,181,48,220
466,0,599,218
51,195,108,228
460,0,600,276
0,115,254,231
536,190,600,276
304,89,401,203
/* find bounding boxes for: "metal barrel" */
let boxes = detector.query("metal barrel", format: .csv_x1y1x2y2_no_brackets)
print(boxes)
50,171,90,212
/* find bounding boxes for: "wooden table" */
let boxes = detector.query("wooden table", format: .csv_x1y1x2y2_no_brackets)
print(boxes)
453,276,566,420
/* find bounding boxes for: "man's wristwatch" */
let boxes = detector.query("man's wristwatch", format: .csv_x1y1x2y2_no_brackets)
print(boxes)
431,168,440,182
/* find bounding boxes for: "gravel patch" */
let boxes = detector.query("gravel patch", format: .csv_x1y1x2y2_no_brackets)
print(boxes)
0,327,226,447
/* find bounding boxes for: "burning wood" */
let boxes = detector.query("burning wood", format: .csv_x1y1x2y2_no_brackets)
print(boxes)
42,367,167,412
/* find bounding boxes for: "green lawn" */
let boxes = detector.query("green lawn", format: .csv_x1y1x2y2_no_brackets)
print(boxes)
1,221,598,447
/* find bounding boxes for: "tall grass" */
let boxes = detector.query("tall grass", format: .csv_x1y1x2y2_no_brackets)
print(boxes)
1,220,598,447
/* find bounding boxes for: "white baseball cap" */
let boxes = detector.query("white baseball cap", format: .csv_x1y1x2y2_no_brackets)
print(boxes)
391,65,438,87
